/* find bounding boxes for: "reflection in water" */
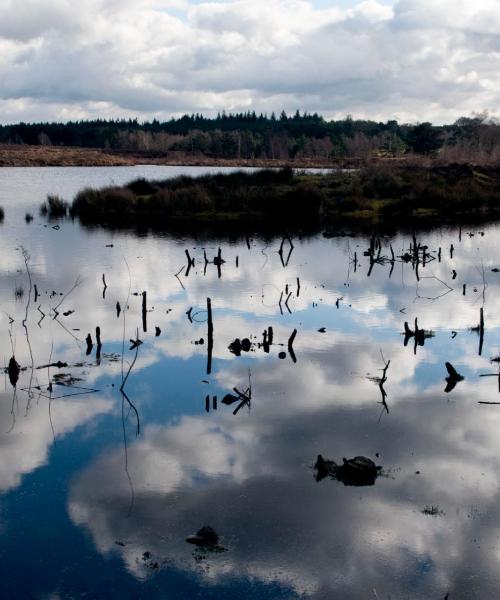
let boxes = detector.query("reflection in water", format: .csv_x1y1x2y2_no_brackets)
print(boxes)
3,167,500,597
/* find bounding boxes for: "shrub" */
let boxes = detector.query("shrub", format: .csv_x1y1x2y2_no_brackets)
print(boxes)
126,178,159,196
72,186,136,219
71,187,100,216
362,167,406,198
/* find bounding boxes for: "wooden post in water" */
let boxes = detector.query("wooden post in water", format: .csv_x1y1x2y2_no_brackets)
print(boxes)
207,297,213,375
142,291,147,333
479,307,485,356
96,326,102,361
85,334,93,356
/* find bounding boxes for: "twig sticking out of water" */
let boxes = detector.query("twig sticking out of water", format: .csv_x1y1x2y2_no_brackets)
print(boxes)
52,276,82,319
207,297,214,375
378,352,390,415
174,265,186,290
278,234,294,268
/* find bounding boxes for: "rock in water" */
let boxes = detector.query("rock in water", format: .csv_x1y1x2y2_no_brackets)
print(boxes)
337,456,380,486
185,526,219,546
314,454,381,486
314,454,337,481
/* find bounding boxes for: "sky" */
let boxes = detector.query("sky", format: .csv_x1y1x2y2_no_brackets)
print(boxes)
0,0,497,125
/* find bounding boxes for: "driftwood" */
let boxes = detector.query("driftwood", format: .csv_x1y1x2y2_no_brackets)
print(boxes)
36,361,68,370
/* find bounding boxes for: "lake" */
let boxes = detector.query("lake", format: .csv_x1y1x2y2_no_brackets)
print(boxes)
0,166,500,599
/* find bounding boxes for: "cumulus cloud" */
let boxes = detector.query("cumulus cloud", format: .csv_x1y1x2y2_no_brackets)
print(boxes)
0,0,498,123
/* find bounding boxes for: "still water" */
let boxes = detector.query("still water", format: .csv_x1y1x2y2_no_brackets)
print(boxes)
1,167,500,599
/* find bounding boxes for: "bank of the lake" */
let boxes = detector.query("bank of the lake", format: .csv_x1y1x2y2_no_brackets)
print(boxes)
0,144,350,168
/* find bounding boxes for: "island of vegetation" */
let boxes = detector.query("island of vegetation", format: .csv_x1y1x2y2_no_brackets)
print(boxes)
65,164,500,228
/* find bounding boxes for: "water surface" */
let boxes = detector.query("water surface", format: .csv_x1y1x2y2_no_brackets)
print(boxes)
1,167,500,599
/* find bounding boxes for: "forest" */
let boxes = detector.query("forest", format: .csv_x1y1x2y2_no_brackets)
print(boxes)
2,111,500,163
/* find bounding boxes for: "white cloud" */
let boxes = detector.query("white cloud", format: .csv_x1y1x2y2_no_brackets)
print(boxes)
0,0,498,123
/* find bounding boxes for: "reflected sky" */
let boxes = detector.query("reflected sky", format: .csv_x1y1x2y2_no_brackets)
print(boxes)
1,167,500,598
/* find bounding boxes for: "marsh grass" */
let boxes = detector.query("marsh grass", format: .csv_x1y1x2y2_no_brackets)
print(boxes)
69,165,500,226
40,194,69,217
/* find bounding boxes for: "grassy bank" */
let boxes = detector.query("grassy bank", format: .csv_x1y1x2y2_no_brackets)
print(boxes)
0,144,133,167
0,143,353,168
68,164,500,227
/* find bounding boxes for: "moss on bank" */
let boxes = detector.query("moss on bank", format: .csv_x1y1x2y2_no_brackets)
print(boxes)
69,164,500,227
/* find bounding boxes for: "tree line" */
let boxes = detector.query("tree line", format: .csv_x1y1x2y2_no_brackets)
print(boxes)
1,111,499,162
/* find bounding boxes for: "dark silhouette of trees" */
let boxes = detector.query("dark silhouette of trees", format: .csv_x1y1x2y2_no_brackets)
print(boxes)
406,122,442,155
1,112,498,161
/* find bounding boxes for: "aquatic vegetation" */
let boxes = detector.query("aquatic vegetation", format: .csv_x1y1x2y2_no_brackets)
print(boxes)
422,505,445,517
68,165,500,226
13,285,24,300
40,194,69,217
